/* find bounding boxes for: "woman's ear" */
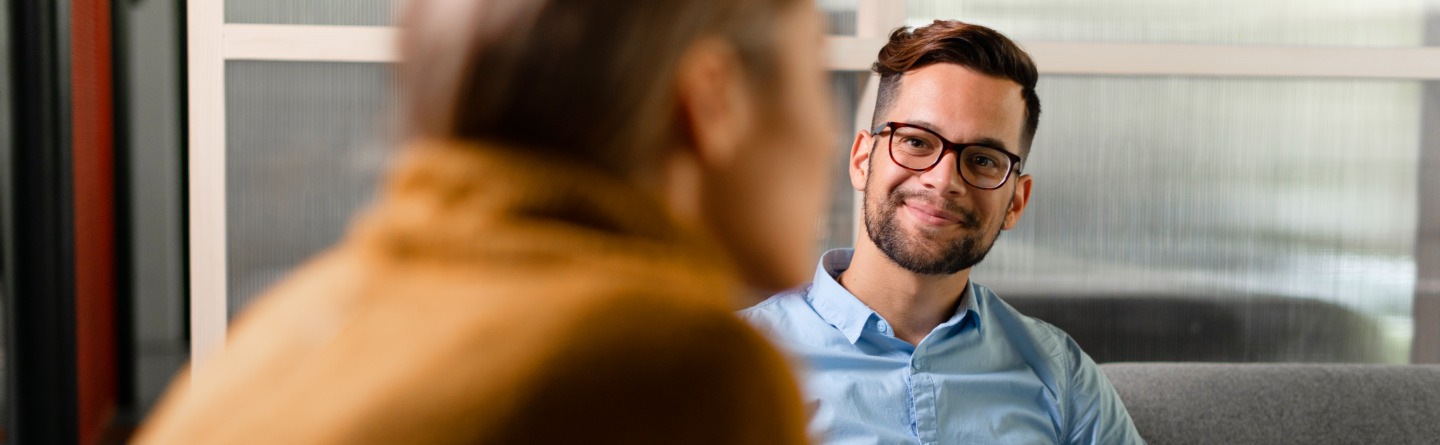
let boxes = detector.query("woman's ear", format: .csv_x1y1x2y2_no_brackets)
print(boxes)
674,38,751,169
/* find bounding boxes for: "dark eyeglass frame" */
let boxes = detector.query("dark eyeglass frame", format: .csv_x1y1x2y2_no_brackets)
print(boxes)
872,121,1024,190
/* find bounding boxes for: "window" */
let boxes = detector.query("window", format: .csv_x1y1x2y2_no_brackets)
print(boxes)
183,0,1438,366
224,61,396,315
904,0,1437,363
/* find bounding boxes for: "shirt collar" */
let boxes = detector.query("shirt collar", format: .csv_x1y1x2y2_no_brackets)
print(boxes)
807,249,984,344
945,281,983,334
807,249,878,344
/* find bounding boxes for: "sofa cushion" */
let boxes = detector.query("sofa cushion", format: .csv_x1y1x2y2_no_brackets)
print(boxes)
1100,363,1440,445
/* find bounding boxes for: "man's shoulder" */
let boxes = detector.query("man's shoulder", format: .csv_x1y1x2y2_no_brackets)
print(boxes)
974,284,1086,367
737,283,815,330
975,284,1063,333
739,282,812,314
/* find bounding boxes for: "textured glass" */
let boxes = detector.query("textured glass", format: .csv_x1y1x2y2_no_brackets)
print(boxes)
819,0,858,35
818,72,868,253
908,0,1428,47
227,0,396,26
226,61,399,317
1421,82,1440,363
969,76,1418,363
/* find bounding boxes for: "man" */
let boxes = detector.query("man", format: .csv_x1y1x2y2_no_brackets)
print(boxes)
742,20,1144,444
136,0,833,443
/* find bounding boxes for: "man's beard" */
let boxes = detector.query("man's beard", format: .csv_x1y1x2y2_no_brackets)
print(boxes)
863,175,1007,276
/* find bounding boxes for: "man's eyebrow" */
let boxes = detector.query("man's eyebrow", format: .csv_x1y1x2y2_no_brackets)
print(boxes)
969,137,1012,153
907,119,1015,154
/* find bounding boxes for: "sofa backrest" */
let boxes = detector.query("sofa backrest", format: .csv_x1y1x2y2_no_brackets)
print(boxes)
1100,363,1440,445
1005,294,1384,363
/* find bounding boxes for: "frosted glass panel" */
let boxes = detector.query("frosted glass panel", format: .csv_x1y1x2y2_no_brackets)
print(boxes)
226,61,399,316
227,0,395,26
819,72,868,253
908,0,1428,47
971,76,1419,363
819,0,858,35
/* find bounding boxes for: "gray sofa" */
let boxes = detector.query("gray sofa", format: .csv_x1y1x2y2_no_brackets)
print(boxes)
1100,363,1440,445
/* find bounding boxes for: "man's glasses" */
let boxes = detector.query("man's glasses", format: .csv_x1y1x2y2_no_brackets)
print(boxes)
872,122,1023,190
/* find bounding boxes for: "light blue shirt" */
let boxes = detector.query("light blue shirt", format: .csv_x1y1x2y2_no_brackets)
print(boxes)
740,249,1144,445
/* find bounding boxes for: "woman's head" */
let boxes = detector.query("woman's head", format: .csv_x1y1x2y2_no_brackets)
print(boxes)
400,0,836,291
402,0,803,175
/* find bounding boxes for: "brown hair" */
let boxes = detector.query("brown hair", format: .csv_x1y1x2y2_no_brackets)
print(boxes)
871,20,1041,155
399,0,801,177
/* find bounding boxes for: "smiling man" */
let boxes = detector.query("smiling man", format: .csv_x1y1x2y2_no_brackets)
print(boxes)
741,21,1144,444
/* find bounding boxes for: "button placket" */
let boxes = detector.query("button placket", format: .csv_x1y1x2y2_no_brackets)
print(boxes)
910,360,938,445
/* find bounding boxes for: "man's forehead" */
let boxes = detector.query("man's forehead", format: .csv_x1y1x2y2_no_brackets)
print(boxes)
889,64,1026,143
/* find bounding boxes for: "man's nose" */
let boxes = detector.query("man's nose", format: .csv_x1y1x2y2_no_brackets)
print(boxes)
917,150,967,196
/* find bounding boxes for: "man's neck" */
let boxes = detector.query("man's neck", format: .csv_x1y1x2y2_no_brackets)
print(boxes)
839,239,971,346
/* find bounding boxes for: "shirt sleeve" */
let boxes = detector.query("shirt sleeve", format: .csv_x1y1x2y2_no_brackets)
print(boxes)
1061,335,1148,445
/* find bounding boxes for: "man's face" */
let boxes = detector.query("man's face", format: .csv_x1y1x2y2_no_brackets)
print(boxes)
851,63,1032,276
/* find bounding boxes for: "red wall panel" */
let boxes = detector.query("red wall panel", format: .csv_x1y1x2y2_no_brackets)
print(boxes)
70,0,118,442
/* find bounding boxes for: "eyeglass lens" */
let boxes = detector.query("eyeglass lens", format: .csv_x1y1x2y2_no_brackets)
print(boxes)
888,126,1013,189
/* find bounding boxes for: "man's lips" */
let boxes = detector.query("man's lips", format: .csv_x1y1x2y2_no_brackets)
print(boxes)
903,200,964,226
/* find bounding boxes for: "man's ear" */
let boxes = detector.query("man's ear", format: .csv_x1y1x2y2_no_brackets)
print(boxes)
1003,174,1033,230
674,38,750,169
849,130,873,192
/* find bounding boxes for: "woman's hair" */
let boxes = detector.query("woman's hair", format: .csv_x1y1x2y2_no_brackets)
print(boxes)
399,0,802,176
871,20,1041,154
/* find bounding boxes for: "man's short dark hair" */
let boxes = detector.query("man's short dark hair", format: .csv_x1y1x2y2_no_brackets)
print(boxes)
871,20,1041,156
